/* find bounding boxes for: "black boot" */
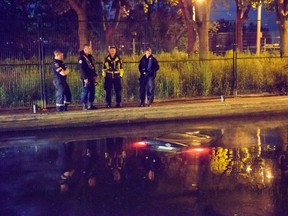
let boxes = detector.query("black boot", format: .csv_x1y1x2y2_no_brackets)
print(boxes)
87,103,97,110
56,106,64,112
83,104,88,110
64,104,68,111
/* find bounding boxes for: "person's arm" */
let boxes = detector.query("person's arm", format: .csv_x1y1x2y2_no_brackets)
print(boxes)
118,57,124,77
53,62,69,76
147,57,159,78
89,55,97,77
102,58,108,78
153,57,159,72
139,57,146,76
59,64,70,76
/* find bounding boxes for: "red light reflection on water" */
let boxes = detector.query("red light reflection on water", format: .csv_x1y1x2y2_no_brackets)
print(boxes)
184,147,211,155
133,141,147,148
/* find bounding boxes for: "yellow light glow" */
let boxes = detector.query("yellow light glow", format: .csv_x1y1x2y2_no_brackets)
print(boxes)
246,166,252,173
266,171,273,179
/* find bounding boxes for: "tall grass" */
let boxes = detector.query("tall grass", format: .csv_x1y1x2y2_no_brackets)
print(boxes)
0,51,287,108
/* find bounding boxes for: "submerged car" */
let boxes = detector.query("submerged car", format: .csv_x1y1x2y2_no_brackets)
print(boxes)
133,129,223,191
134,129,223,152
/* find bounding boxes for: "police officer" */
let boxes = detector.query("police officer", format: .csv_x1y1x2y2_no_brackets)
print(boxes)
138,47,159,107
102,45,124,108
105,137,126,183
51,49,71,112
79,44,97,110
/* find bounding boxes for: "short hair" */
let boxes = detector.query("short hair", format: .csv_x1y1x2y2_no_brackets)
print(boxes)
83,44,90,49
145,47,152,52
54,49,63,56
109,45,116,49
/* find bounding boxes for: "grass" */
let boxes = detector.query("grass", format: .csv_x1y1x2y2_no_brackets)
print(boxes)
0,51,287,107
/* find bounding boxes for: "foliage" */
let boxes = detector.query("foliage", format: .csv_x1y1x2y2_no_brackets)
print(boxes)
199,63,212,96
0,86,7,105
210,147,233,175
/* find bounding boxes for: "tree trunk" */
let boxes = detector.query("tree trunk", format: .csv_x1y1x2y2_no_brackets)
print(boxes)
105,25,114,45
178,0,197,54
78,12,88,51
67,0,88,51
280,19,288,57
234,0,251,53
102,0,122,47
195,0,212,95
187,24,197,54
196,0,211,60
198,18,209,60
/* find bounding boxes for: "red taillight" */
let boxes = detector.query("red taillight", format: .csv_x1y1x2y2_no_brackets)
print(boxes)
193,148,205,152
133,141,147,148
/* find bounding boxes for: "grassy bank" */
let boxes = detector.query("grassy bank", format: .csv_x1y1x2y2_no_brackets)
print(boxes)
0,51,287,107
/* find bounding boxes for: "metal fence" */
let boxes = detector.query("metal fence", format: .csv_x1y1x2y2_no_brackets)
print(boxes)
0,18,284,108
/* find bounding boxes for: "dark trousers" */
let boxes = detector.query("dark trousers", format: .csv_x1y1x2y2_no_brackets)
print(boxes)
53,79,71,107
61,142,74,173
104,77,122,105
140,76,155,104
81,80,95,104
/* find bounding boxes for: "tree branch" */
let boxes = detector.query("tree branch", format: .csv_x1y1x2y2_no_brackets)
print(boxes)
67,0,86,13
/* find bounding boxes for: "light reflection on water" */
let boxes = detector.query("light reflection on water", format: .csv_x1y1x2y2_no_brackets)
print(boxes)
1,127,288,215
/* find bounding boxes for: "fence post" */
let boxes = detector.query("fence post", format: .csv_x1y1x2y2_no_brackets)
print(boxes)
231,20,238,96
232,43,237,96
38,19,46,109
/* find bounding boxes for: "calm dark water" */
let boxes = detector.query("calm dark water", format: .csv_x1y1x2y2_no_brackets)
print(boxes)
1,123,288,216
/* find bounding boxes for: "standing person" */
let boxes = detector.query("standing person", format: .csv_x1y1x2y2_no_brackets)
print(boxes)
51,49,71,112
138,47,159,107
79,44,98,110
102,45,124,108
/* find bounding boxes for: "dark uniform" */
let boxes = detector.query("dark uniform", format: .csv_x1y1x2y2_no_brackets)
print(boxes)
105,137,126,183
59,141,99,194
51,58,71,111
102,51,124,108
78,50,97,109
138,53,159,106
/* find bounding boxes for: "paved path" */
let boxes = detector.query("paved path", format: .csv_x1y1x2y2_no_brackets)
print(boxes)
1,95,288,133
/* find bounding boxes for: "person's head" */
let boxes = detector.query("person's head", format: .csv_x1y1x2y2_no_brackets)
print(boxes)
60,183,69,193
145,47,152,58
108,45,117,58
88,176,96,187
54,49,64,60
83,44,92,55
113,168,121,182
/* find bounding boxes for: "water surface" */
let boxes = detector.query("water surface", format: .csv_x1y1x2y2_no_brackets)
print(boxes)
1,118,288,215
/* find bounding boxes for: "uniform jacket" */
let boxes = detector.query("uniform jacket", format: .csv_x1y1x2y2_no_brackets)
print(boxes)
78,51,97,80
51,59,67,82
138,55,159,78
103,55,123,78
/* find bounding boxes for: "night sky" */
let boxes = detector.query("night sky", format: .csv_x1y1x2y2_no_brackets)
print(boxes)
210,3,279,42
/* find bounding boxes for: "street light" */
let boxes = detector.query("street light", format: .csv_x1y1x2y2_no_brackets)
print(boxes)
193,5,195,21
193,0,204,21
